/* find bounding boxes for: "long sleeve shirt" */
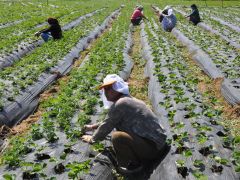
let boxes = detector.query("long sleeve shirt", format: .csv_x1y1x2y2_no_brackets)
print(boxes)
40,23,62,39
92,95,167,150
162,14,177,32
131,9,144,20
187,9,200,24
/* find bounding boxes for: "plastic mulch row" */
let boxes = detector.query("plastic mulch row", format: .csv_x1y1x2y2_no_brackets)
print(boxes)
162,8,240,106
0,8,104,71
174,8,240,50
209,16,240,33
0,23,134,180
0,8,122,127
140,23,239,180
0,19,24,29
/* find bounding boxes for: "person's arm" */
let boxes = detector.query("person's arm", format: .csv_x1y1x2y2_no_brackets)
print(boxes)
140,12,149,21
34,26,51,36
40,25,53,33
151,5,158,12
82,102,124,143
81,118,115,143
186,9,195,18
142,14,148,20
91,118,115,141
83,123,99,131
81,119,114,143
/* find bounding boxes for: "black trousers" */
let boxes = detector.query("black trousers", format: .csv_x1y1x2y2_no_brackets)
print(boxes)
131,17,142,26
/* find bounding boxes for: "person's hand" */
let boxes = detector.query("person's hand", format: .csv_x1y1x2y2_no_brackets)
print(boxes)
81,135,93,143
83,124,94,132
34,32,40,37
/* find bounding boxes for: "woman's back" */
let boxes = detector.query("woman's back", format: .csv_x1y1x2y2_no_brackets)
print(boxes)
162,13,177,32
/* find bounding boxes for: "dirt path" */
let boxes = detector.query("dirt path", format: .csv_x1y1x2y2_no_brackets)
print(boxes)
128,26,151,108
115,24,154,180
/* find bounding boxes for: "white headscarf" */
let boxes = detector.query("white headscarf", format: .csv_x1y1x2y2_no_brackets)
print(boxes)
100,74,129,109
168,8,173,15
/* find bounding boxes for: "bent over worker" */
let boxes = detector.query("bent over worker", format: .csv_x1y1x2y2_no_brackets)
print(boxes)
152,5,177,32
185,4,201,25
82,74,167,174
35,17,62,42
130,5,148,26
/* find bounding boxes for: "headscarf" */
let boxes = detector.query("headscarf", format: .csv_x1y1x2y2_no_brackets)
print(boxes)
99,74,129,109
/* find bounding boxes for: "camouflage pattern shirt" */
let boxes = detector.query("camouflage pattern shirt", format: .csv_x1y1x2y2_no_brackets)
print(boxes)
92,95,167,150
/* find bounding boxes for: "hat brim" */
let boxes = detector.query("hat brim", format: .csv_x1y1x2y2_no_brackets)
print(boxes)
98,80,116,90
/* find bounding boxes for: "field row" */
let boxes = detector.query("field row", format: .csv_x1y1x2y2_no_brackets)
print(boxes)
0,2,239,179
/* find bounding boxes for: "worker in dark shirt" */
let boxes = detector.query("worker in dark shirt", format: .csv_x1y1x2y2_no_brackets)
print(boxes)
186,4,201,25
35,17,62,42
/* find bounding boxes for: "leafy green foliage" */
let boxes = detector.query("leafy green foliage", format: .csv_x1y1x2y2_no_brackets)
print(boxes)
192,170,208,180
3,174,16,180
66,160,91,179
3,138,33,167
176,160,185,167
92,142,104,152
193,160,204,167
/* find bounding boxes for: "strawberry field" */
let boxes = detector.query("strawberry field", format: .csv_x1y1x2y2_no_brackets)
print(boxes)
0,0,239,179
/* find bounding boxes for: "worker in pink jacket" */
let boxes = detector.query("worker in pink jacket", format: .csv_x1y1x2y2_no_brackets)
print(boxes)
130,6,148,25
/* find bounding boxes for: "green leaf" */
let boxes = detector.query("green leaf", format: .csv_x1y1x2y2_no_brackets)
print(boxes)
66,160,91,179
192,170,208,180
235,165,240,172
92,142,104,152
214,156,229,165
233,151,240,160
183,149,192,157
193,160,204,167
176,160,185,167
60,152,67,160
3,174,16,180
33,163,47,172
233,136,240,144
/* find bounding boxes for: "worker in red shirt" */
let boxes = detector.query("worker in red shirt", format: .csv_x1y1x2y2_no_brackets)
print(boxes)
131,6,148,25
